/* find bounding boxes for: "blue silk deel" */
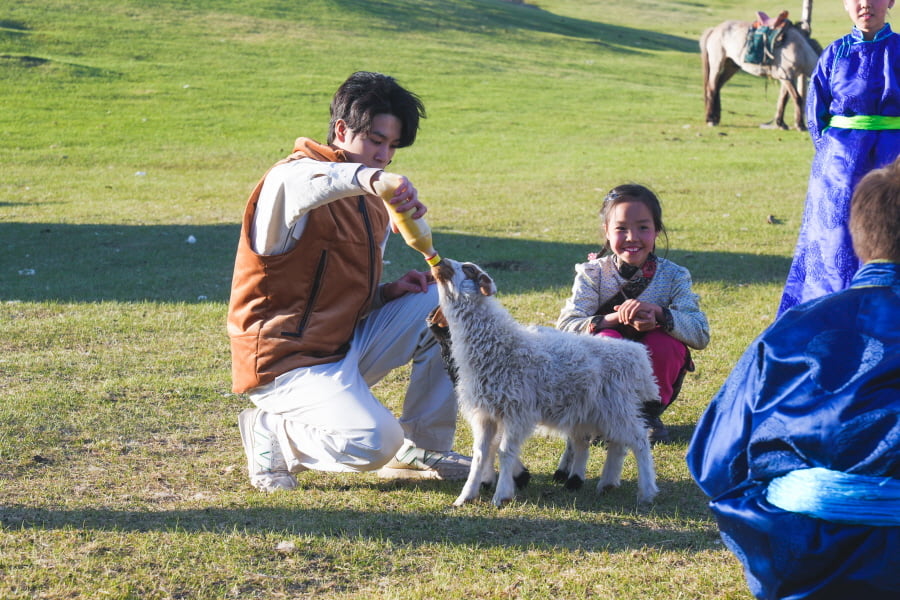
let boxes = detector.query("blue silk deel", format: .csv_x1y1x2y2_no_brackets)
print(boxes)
778,25,900,315
687,262,900,600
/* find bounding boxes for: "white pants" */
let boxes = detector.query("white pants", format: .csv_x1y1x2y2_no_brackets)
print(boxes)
249,285,457,473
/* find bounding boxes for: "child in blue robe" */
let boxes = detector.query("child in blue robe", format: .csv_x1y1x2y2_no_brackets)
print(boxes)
778,0,900,314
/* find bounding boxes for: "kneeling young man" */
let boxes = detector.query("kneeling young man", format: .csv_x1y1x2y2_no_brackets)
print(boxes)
228,72,469,492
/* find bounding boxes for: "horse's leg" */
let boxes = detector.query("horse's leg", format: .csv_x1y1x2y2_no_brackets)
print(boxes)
708,59,740,126
763,81,791,130
782,79,805,131
701,31,718,126
793,75,809,131
701,29,733,126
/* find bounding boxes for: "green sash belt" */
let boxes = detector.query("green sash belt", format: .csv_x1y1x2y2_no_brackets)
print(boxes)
828,115,900,130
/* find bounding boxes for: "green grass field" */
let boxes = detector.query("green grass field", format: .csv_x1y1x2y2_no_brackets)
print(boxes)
1,1,851,598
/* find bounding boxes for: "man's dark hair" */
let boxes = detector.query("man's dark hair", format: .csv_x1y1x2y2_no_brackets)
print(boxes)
327,71,425,148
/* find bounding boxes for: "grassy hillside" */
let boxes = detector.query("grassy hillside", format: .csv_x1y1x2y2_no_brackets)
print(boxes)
0,1,851,598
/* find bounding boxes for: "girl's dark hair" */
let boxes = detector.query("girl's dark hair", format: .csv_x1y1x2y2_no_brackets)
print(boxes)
598,183,669,257
327,71,426,148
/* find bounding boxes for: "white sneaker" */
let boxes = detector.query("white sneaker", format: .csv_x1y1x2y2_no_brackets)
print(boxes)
377,440,472,481
238,408,297,492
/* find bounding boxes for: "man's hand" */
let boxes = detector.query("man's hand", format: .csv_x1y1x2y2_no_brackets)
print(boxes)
373,172,427,232
382,269,433,301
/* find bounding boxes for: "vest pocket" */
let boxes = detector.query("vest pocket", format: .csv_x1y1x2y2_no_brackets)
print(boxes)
281,248,327,338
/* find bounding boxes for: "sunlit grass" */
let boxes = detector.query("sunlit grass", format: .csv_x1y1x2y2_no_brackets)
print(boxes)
0,0,855,598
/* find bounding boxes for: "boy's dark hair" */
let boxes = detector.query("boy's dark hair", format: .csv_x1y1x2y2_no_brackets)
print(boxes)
851,156,900,262
327,71,425,148
599,183,669,257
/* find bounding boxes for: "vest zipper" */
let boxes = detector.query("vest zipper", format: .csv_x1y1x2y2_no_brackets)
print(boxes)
281,248,328,338
359,196,377,303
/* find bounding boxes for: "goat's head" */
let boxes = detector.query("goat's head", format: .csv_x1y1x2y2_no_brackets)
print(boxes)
431,258,497,302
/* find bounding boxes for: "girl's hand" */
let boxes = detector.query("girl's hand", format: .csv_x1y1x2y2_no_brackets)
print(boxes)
629,312,658,332
615,299,662,331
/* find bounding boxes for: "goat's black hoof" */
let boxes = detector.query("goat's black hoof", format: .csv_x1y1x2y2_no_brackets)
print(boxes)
564,475,584,491
513,468,531,489
552,469,568,484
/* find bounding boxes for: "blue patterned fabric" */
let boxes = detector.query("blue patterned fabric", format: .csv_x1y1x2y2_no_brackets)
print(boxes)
778,24,900,315
687,262,900,600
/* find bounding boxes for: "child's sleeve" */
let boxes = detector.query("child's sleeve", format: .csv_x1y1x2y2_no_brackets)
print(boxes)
556,262,601,334
806,45,834,144
667,267,710,350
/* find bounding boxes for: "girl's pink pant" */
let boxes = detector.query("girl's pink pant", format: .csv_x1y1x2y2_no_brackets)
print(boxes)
595,328,687,406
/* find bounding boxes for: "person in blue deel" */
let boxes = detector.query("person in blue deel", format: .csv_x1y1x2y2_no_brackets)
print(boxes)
777,0,900,315
687,155,900,600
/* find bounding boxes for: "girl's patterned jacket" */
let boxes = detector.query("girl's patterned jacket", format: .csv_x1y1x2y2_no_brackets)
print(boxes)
556,255,710,350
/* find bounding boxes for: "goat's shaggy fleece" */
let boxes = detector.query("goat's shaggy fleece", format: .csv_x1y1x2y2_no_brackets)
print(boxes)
432,258,660,507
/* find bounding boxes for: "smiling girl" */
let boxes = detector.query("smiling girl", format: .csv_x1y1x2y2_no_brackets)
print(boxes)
557,184,710,443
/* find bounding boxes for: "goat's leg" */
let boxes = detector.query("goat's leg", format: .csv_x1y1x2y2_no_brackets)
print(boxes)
629,434,659,504
553,437,574,483
562,434,591,490
453,415,497,506
597,440,628,493
479,426,501,489
490,428,530,490
492,424,529,507
513,461,531,489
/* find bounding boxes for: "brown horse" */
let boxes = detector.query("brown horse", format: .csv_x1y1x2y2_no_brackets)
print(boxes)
701,19,820,130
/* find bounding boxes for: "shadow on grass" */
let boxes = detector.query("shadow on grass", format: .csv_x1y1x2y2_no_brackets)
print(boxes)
662,424,699,446
0,223,790,302
238,0,698,55
0,478,714,552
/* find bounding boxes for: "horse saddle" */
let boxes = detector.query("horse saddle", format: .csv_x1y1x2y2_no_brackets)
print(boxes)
754,10,788,29
744,10,789,65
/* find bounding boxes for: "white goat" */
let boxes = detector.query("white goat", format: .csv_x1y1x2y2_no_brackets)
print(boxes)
432,258,660,507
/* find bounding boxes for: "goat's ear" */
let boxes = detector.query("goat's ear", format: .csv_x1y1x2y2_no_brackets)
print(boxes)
477,273,496,296
427,305,448,328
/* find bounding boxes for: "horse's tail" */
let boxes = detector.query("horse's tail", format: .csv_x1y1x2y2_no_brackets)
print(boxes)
700,28,713,97
700,26,722,125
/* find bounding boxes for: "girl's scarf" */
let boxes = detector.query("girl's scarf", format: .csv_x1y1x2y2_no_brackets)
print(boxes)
596,254,658,316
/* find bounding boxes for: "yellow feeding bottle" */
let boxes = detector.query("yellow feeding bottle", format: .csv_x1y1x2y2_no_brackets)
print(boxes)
373,172,442,267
